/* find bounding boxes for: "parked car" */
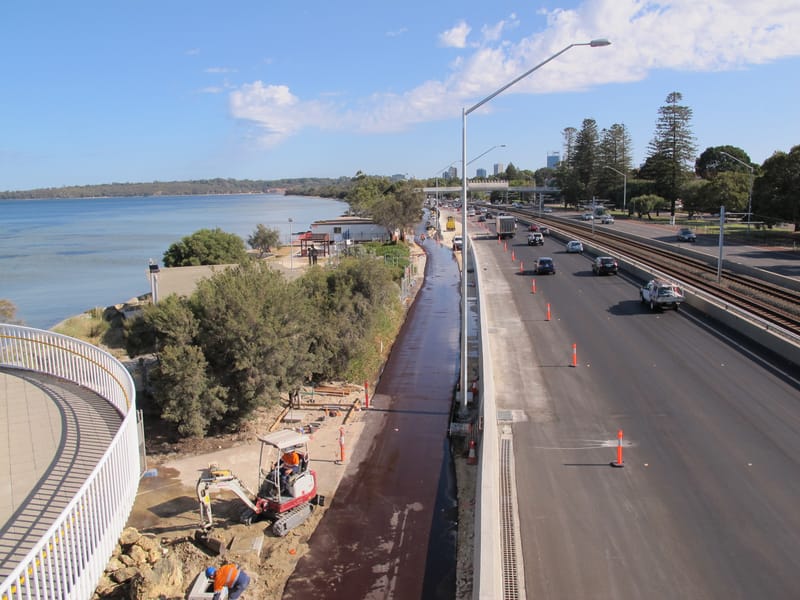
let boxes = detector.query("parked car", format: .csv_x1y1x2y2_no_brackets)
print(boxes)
677,227,697,242
452,235,463,251
566,240,583,253
592,256,619,275
527,232,544,246
534,257,556,275
600,215,615,224
581,213,594,221
477,215,486,222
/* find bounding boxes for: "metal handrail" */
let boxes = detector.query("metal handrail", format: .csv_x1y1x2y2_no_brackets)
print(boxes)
0,324,139,600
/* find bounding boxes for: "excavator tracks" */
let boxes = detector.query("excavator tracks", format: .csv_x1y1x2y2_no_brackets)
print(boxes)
272,503,314,537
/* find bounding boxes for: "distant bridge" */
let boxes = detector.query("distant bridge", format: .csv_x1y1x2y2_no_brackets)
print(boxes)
421,183,560,194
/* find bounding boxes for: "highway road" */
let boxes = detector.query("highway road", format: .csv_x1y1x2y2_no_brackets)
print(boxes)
472,224,800,599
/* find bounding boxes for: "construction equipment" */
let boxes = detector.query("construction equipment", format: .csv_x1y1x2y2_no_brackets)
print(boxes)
196,430,323,537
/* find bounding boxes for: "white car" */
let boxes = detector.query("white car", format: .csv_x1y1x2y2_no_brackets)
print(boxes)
452,235,463,251
581,213,594,221
600,215,615,224
566,240,583,253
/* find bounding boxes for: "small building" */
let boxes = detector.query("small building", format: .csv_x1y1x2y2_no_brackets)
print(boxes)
310,217,389,243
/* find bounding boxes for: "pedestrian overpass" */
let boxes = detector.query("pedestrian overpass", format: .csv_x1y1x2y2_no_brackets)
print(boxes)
0,324,141,600
421,182,560,195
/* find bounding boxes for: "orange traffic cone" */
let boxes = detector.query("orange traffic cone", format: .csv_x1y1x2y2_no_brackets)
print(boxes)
467,439,477,465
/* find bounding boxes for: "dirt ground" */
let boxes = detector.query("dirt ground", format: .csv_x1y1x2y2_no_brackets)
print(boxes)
122,401,475,600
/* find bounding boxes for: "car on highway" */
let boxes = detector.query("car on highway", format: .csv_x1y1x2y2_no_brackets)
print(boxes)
529,223,540,232
566,240,583,253
534,257,555,275
600,214,615,224
527,232,544,246
677,227,697,242
592,256,619,275
640,279,685,311
538,224,550,236
452,235,463,251
542,207,553,213
581,213,594,221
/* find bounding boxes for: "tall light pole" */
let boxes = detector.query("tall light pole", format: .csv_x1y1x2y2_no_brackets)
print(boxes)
459,38,610,411
719,151,755,234
288,218,293,270
603,165,627,212
467,144,506,170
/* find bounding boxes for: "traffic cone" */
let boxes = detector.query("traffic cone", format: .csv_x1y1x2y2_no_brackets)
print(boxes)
467,439,477,465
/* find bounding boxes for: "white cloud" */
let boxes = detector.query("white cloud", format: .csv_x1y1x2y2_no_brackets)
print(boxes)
386,27,408,38
229,0,800,145
205,67,237,74
229,82,337,146
439,20,471,48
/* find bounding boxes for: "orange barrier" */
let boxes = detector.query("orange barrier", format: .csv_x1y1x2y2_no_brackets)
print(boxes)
467,440,477,465
612,429,625,467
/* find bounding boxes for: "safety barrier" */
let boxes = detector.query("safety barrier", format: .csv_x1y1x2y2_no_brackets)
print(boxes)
0,324,139,600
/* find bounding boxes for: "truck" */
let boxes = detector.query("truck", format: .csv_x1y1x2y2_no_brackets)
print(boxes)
496,214,516,239
640,279,685,311
446,216,456,231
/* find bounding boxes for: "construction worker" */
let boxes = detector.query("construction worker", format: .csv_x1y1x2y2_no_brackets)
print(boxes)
206,564,250,600
281,450,301,473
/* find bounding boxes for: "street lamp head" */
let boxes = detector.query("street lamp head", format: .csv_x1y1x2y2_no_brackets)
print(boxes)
589,38,611,47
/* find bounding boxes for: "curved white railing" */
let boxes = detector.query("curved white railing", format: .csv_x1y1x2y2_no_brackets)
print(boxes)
0,324,139,600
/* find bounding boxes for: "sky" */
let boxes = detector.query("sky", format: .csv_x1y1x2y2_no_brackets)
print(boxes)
2,0,800,192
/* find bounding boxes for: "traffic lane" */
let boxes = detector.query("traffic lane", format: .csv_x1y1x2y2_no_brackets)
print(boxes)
474,236,800,599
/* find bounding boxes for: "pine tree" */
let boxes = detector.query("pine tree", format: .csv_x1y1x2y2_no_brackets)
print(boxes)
647,92,697,216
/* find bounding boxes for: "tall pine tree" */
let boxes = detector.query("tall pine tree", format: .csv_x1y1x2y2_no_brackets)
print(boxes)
646,92,697,216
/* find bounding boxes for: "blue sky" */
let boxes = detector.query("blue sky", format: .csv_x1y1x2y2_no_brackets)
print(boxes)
2,1,799,191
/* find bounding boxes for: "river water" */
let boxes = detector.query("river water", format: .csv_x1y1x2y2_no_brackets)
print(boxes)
0,194,348,329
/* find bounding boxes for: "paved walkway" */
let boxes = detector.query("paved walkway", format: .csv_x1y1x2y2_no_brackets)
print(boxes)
0,368,122,579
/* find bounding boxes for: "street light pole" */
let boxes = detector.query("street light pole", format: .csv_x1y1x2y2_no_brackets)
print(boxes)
459,38,610,412
719,151,754,234
288,218,293,270
603,165,627,212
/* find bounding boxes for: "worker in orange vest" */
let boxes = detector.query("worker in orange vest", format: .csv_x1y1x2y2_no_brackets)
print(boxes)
206,563,250,599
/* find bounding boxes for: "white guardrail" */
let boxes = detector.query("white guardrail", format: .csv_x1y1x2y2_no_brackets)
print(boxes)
0,324,140,600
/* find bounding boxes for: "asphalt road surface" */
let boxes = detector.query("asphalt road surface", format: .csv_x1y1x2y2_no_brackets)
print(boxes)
474,228,800,600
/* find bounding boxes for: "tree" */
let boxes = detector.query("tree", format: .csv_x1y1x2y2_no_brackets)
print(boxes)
190,262,316,419
555,127,581,206
630,194,667,220
703,172,751,214
125,295,198,356
695,146,753,180
504,163,519,180
597,124,633,208
163,228,249,267
0,299,18,323
646,92,697,215
347,175,423,237
248,224,281,257
752,145,800,231
150,344,227,437
571,119,601,201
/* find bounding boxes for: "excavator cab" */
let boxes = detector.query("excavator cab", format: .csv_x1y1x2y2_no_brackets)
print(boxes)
196,429,321,537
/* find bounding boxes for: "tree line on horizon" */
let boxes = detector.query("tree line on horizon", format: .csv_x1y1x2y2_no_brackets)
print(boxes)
0,176,352,200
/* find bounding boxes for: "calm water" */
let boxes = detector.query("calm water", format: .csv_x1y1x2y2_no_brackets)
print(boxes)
0,194,348,329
